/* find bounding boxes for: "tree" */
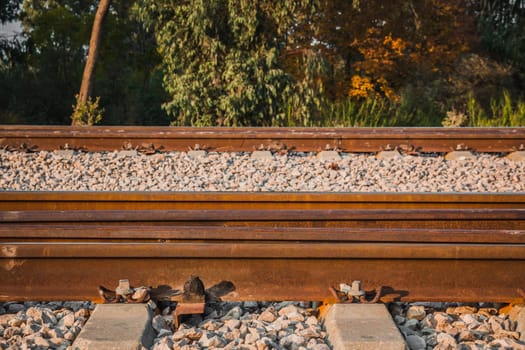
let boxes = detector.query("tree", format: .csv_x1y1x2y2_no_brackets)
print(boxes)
300,0,478,102
1,0,167,125
1,0,93,124
2,0,524,126
479,0,524,18
478,0,525,66
0,0,22,23
137,0,484,127
72,0,111,125
137,0,322,126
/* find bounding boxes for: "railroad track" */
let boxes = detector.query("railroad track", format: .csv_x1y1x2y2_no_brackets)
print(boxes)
1,126,524,305
1,192,524,303
1,126,524,153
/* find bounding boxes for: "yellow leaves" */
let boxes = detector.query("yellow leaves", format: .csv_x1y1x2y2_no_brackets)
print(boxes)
349,75,399,102
352,31,408,80
354,30,406,62
349,75,374,98
349,31,407,101
339,0,478,103
383,34,406,56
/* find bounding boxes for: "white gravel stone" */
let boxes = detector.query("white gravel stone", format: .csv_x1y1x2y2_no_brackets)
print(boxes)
436,332,458,348
407,305,427,321
491,337,525,349
149,301,328,350
246,331,261,343
152,336,173,350
224,318,241,330
279,333,306,349
287,311,306,322
0,301,93,350
0,151,523,192
32,335,50,348
391,302,525,350
58,312,75,328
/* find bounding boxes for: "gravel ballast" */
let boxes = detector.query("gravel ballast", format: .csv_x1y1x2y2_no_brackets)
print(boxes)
2,301,525,349
0,151,523,192
0,301,93,350
150,301,330,350
391,302,525,350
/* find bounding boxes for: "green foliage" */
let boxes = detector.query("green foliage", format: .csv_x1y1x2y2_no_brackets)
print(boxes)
1,0,525,127
320,85,444,127
316,89,525,128
0,0,21,22
323,89,525,128
0,0,89,124
464,92,486,127
321,97,394,127
0,0,169,125
93,2,169,125
478,2,525,67
71,94,104,125
390,85,444,126
463,90,525,127
137,0,321,126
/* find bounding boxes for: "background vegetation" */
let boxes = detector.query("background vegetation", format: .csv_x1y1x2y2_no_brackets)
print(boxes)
1,0,524,126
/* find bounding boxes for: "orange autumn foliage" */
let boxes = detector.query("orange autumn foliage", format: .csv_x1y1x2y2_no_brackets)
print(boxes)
282,0,478,102
350,30,408,100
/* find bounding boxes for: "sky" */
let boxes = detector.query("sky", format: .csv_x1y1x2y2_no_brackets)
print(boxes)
0,21,22,39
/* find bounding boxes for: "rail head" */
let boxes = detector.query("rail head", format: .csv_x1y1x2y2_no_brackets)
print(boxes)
1,126,524,152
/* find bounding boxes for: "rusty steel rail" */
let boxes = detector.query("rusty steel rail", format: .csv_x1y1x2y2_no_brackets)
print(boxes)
1,192,525,210
1,192,525,303
1,126,524,152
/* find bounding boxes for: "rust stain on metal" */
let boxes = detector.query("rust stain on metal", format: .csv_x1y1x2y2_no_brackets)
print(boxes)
0,126,524,152
2,258,524,302
173,303,205,329
0,192,524,302
1,192,525,211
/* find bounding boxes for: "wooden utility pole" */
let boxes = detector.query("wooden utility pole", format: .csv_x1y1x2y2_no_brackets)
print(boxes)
73,0,111,125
